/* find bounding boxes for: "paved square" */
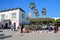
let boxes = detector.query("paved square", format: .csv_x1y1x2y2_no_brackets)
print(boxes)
0,29,60,40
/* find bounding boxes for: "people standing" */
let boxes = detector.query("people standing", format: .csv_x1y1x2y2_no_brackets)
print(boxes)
54,25,58,33
54,26,56,33
42,24,45,33
56,25,58,32
13,22,16,31
48,24,51,32
18,24,21,33
11,25,14,31
2,25,3,29
21,24,24,33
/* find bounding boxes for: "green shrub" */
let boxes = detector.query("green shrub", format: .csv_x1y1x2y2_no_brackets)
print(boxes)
39,25,42,29
29,25,34,29
29,25,43,30
24,25,29,29
33,25,39,29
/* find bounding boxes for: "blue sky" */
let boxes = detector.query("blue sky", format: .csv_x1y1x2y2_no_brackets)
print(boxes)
0,0,60,18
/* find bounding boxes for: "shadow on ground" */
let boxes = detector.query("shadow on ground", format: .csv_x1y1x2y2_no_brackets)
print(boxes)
0,30,3,32
0,34,12,39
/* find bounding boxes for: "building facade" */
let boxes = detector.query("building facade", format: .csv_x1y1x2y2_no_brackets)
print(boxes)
0,8,27,30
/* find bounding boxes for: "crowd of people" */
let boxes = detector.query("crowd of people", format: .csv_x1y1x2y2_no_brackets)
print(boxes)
10,23,59,33
42,24,59,33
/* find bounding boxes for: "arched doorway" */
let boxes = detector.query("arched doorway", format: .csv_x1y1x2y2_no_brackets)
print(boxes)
1,24,3,29
4,23,8,29
13,22,16,28
13,22,16,31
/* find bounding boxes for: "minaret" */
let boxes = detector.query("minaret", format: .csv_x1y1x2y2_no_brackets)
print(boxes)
29,12,32,18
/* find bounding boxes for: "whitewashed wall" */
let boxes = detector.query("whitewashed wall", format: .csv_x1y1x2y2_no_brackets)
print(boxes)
0,8,27,30
0,9,19,30
19,10,27,24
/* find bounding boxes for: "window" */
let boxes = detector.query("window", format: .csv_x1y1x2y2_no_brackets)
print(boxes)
26,17,28,20
6,15,8,18
11,13,16,19
21,13,25,19
1,14,5,20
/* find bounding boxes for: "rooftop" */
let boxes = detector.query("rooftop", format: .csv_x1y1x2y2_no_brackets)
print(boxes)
0,7,25,13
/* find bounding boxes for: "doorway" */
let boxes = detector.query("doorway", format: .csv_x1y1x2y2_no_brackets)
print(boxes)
4,23,8,29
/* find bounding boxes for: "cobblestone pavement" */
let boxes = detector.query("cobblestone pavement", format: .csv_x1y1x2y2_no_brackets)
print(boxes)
0,29,60,40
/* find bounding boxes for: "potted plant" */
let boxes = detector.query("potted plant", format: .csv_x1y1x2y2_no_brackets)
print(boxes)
24,25,29,33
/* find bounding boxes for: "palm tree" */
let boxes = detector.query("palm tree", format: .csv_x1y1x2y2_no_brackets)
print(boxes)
29,2,39,17
29,2,36,10
41,8,46,16
34,9,39,17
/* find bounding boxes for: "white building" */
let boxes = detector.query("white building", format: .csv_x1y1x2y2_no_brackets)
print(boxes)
0,8,27,30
